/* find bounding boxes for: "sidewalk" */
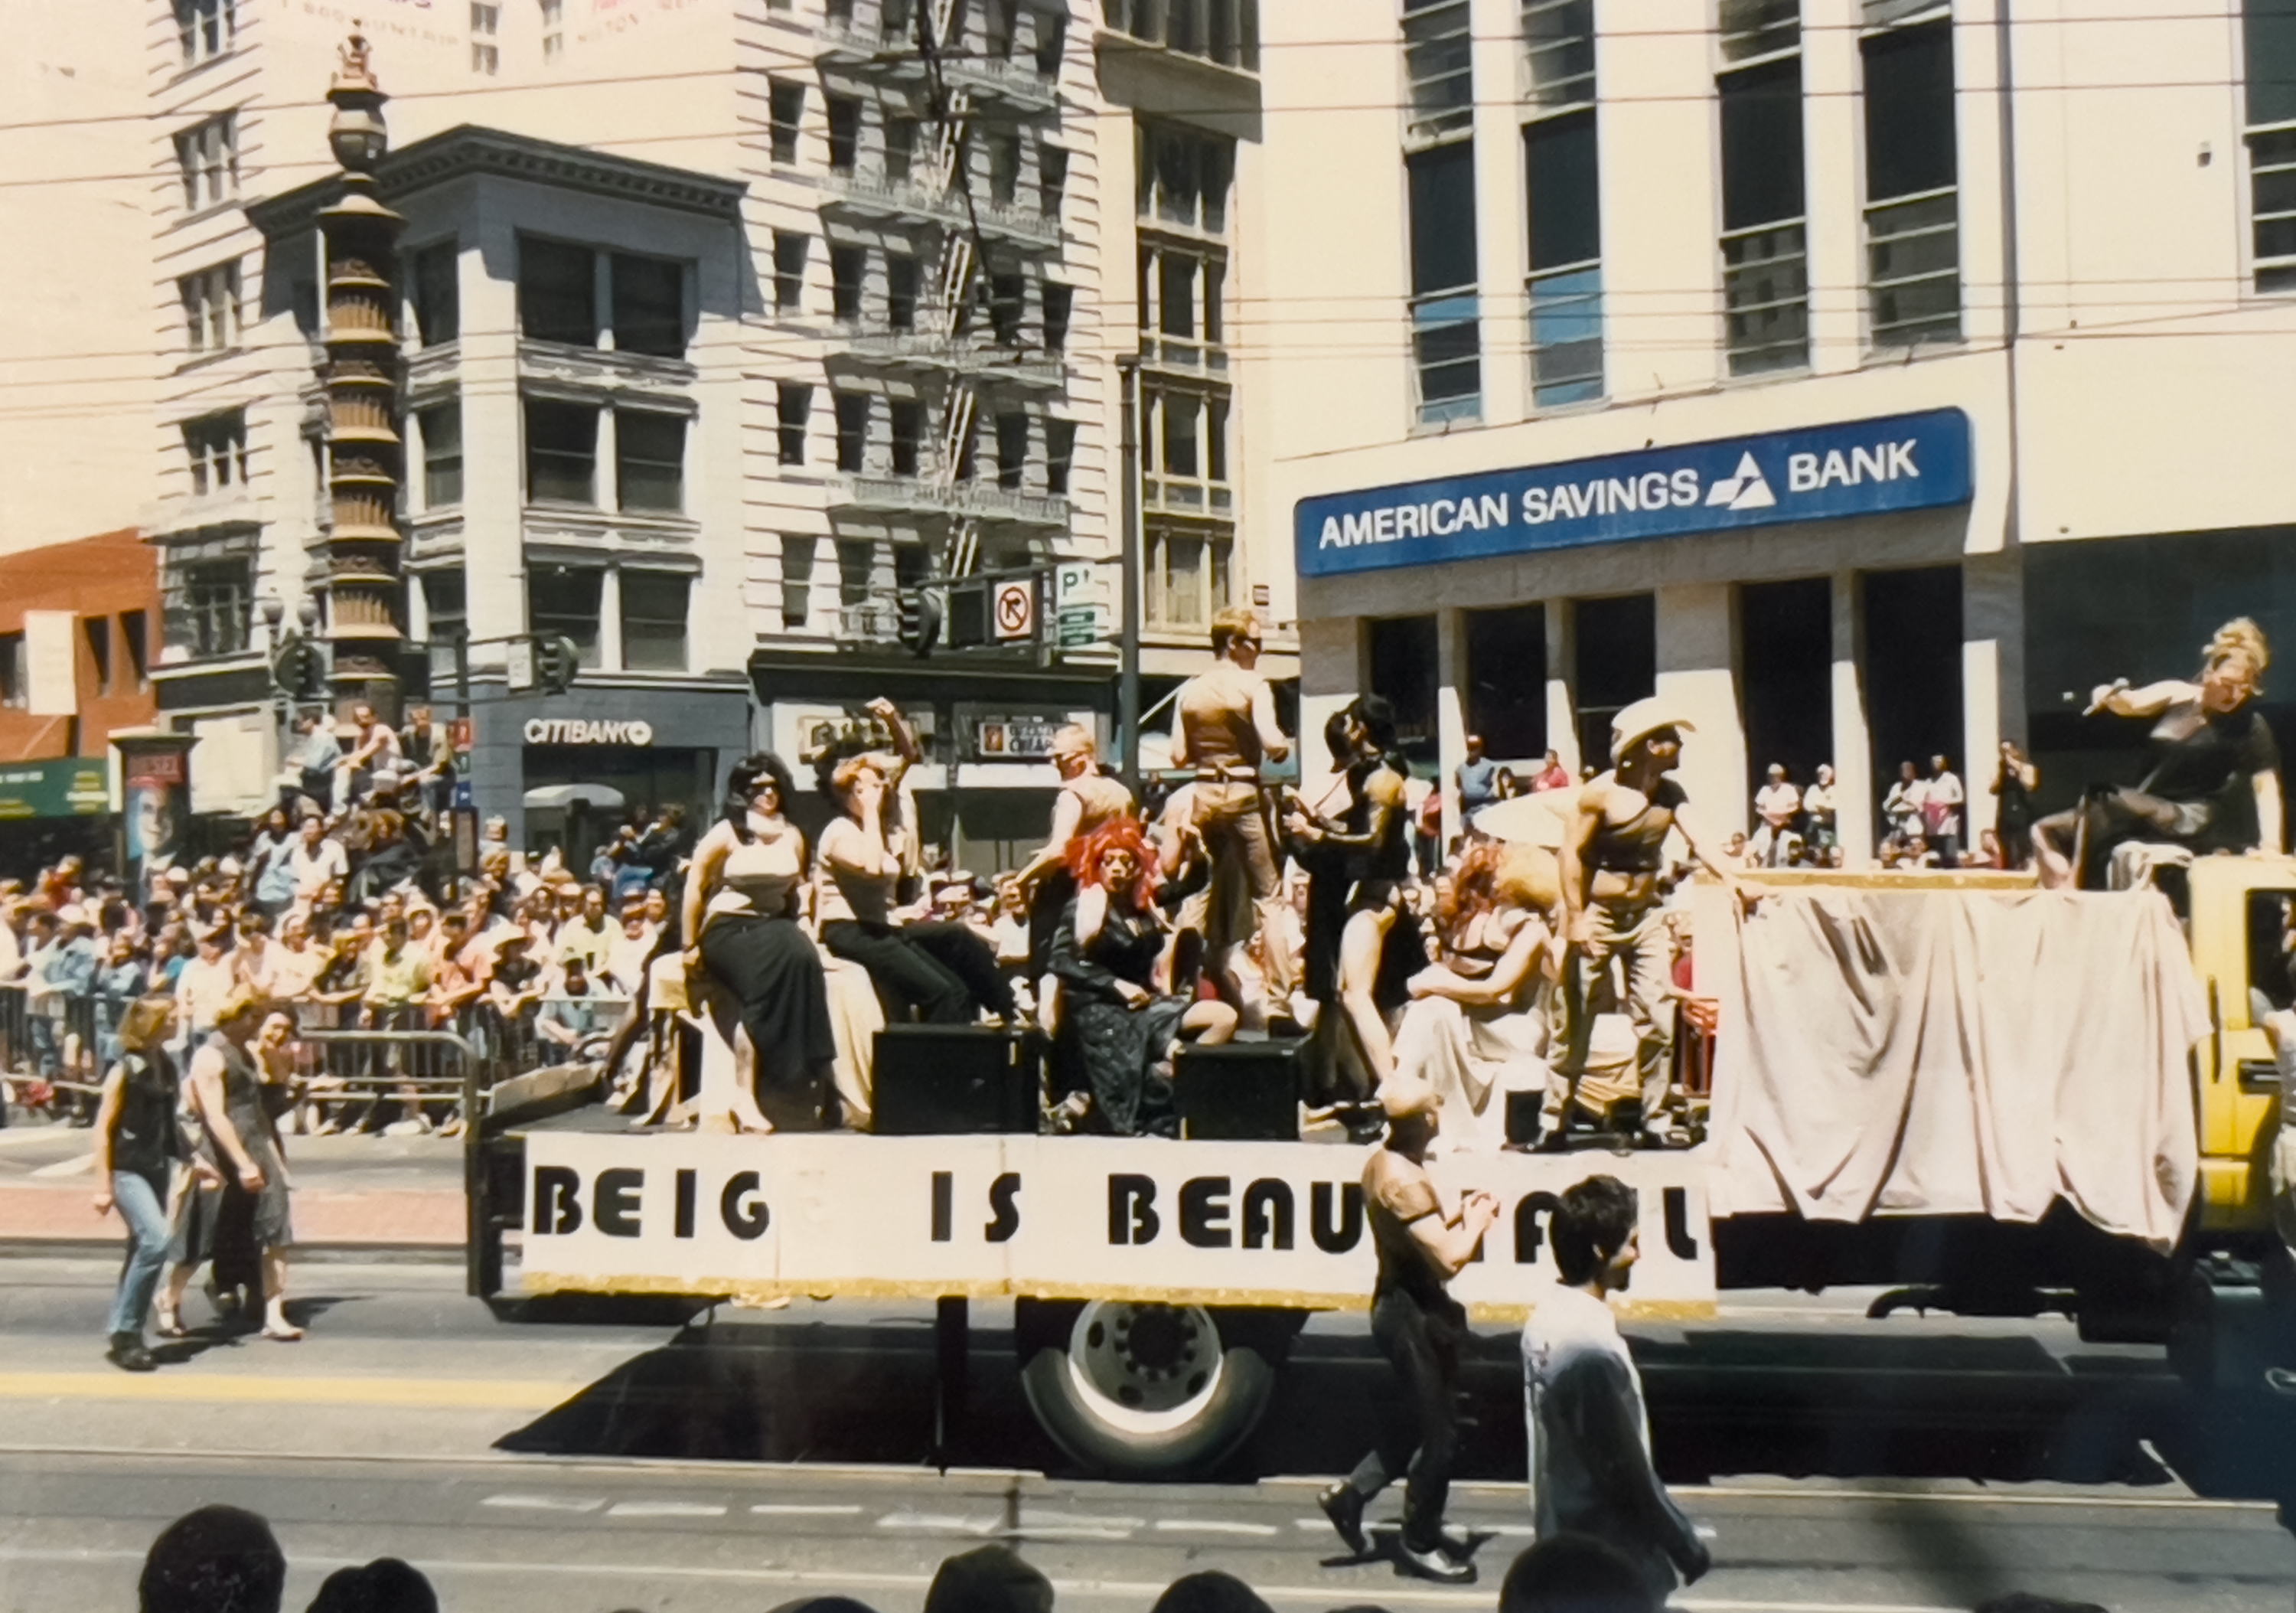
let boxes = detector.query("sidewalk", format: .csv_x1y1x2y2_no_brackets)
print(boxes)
0,1122,465,1251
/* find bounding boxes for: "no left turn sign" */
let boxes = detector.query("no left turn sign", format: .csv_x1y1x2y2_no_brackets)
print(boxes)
993,580,1035,641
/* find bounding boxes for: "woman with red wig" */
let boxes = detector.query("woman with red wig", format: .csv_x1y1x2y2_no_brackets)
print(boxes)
1048,818,1237,1135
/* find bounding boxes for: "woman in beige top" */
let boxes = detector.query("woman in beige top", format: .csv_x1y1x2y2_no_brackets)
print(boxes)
817,753,1015,1024
681,752,837,1130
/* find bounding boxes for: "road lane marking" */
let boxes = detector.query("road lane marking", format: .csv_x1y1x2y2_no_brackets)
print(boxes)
481,1495,605,1513
606,1500,728,1518
751,1504,867,1517
1153,1519,1280,1536
0,1373,571,1410
875,1512,1002,1535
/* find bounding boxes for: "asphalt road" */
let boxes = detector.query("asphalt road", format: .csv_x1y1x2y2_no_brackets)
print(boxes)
2,1253,2293,1612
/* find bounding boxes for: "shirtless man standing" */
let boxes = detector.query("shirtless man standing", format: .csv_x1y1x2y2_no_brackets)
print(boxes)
1556,698,1740,1144
1169,607,1296,1015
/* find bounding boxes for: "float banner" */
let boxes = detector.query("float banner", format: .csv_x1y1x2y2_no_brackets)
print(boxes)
517,1133,1716,1321
1296,408,1973,580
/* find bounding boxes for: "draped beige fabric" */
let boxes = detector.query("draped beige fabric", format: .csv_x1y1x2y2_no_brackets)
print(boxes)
1707,886,2208,1252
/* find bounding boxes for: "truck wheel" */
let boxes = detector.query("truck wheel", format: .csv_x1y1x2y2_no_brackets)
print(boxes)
1017,1299,1287,1479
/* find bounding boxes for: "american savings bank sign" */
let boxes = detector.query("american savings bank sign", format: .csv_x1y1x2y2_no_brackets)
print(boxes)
1295,408,1973,580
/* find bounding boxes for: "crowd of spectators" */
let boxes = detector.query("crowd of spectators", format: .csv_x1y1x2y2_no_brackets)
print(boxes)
0,757,692,1129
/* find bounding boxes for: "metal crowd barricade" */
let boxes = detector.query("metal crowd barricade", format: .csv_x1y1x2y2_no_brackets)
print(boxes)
282,996,631,1129
0,982,105,1112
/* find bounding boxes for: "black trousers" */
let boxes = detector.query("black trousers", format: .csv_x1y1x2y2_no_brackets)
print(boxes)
822,920,1013,1024
699,915,837,1129
1342,1285,1466,1551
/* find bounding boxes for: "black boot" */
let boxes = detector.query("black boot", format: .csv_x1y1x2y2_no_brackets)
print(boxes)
105,1333,157,1373
1316,1483,1368,1557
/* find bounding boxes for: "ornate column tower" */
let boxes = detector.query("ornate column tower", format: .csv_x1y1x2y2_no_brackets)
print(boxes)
318,30,407,717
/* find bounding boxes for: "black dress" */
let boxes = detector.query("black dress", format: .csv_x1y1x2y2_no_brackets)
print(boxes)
1049,898,1189,1137
1994,761,2034,864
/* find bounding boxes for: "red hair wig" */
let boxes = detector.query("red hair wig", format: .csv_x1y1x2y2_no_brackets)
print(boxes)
1066,815,1158,909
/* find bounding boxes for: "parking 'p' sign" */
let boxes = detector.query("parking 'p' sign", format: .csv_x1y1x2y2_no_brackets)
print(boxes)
993,580,1035,641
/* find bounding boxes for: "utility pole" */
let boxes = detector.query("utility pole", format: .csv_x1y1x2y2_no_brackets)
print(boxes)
1116,354,1143,798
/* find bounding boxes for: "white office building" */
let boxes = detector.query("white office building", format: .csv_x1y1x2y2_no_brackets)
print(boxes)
0,0,1283,854
1255,0,2296,861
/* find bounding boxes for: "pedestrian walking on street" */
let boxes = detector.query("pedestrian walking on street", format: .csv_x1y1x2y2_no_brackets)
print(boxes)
1320,1079,1504,1583
1523,1174,1709,1601
91,995,197,1373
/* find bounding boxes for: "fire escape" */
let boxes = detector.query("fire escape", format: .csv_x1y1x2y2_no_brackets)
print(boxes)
814,0,1068,635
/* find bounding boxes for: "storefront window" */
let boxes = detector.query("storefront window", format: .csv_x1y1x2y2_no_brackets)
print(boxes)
621,570,690,671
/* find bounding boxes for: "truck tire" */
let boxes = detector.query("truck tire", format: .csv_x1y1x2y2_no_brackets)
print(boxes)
1016,1298,1294,1479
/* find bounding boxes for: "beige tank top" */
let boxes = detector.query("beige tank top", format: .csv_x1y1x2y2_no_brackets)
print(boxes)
1066,773,1134,834
1176,664,1264,775
703,819,804,926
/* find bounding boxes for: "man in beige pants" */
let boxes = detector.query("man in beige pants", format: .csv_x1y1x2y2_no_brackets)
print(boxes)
1169,607,1296,1017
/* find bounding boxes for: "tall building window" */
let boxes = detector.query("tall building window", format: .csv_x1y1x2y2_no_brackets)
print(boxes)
84,618,113,694
769,80,806,165
773,232,809,312
2245,0,2296,292
988,129,1024,205
886,116,919,182
121,611,150,688
1044,281,1073,351
1138,125,1234,235
471,1,500,73
179,262,240,356
528,566,603,668
0,635,21,707
1036,6,1069,74
413,241,460,346
837,539,877,608
1040,143,1070,217
525,400,598,503
1404,0,1473,145
1143,387,1231,512
1045,419,1077,495
778,383,813,465
612,253,686,358
1862,20,1960,346
1138,240,1227,371
1107,0,1258,70
1523,116,1602,404
995,411,1029,490
423,570,467,684
419,400,464,508
1145,529,1232,629
831,245,867,323
616,410,686,513
888,252,920,329
621,570,690,671
1407,142,1481,424
175,114,238,211
833,392,871,472
987,267,1027,344
1717,6,1808,375
520,238,598,346
177,0,237,68
1521,0,1594,110
183,410,247,497
889,399,925,475
826,95,863,175
779,538,816,629
163,555,253,659
540,0,565,62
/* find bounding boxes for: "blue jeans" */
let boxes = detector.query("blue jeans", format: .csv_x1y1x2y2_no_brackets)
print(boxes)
107,1169,170,1339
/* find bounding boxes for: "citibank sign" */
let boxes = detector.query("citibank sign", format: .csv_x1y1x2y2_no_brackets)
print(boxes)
524,718,655,746
1295,408,1973,580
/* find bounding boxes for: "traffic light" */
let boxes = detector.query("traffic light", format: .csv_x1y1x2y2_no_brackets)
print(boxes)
895,588,941,658
532,633,582,695
269,638,325,700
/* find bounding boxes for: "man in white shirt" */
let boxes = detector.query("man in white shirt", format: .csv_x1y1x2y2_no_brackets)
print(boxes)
1523,1174,1708,1601
1882,761,1928,845
1923,753,1965,868
342,702,403,804
1802,763,1838,851
1749,764,1802,867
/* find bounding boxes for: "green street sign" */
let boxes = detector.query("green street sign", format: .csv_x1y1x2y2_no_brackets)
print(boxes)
0,759,110,821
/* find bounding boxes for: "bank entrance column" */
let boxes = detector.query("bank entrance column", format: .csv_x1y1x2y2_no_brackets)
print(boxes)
1654,584,1748,838
1831,571,1875,865
1544,599,1579,774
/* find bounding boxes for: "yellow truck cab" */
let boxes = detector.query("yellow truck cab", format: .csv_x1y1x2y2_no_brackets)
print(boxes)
2183,853,2296,1236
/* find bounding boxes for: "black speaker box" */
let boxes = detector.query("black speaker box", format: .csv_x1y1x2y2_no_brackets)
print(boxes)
1174,1038,1306,1141
872,1024,1043,1135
